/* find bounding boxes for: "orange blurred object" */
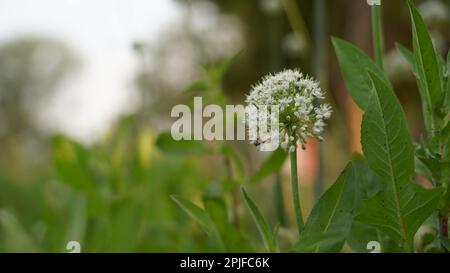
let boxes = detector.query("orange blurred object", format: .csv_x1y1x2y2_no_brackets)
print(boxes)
295,139,319,184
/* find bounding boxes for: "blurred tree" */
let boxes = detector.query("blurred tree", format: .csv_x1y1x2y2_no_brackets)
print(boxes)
0,37,77,172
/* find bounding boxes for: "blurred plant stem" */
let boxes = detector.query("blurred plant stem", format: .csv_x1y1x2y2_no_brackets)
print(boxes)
266,7,286,227
281,0,311,53
312,0,327,202
290,148,304,236
274,173,286,226
371,2,384,69
225,156,240,229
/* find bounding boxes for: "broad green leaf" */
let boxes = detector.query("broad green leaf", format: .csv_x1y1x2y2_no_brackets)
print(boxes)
347,220,403,253
357,184,443,251
295,157,383,253
408,0,442,130
358,71,443,251
240,187,277,252
171,195,225,251
293,232,345,253
347,221,380,252
250,148,287,183
361,71,415,191
156,132,210,156
332,37,389,110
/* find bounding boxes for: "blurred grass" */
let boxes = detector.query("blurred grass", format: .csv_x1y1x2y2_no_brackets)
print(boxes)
0,115,217,252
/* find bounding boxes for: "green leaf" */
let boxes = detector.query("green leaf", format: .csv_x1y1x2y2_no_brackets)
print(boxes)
53,135,98,196
293,232,345,253
347,221,380,252
240,187,277,252
396,43,417,75
171,195,225,251
396,43,433,130
156,132,210,156
358,71,443,251
347,221,402,253
408,0,442,130
64,195,87,249
203,196,254,252
250,148,287,183
361,71,415,193
295,157,383,253
272,223,280,251
203,196,229,235
332,37,389,110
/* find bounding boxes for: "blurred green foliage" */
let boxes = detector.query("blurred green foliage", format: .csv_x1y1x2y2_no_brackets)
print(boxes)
0,0,448,253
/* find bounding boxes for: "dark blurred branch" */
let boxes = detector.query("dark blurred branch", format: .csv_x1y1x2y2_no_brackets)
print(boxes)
312,0,327,202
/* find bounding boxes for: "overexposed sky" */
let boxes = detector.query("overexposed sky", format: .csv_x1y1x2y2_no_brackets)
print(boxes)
0,0,183,142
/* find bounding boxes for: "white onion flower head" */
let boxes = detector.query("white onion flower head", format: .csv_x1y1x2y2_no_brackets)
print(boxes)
246,69,332,151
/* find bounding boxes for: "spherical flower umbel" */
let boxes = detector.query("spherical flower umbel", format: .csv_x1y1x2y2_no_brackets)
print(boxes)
245,69,332,152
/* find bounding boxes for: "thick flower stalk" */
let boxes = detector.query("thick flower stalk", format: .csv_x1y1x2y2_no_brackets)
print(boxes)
246,69,331,236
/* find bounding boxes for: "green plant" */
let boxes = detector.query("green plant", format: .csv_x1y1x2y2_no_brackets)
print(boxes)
331,0,449,252
171,0,449,253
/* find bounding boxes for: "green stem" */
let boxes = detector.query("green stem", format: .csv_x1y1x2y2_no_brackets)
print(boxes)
225,157,240,229
274,173,286,226
312,0,326,77
290,149,304,236
312,0,326,202
371,3,384,69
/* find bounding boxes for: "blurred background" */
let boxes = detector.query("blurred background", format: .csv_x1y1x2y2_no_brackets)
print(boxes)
0,0,448,252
